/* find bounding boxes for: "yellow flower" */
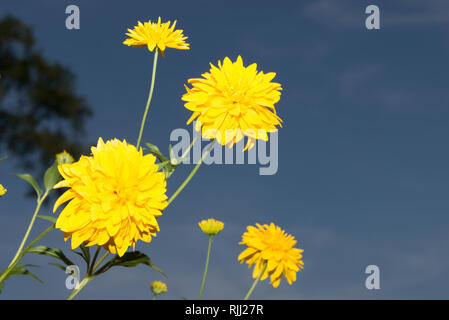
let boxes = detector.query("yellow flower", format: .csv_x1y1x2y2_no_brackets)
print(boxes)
56,150,74,165
123,17,189,57
238,223,303,288
0,184,6,196
53,138,168,257
198,218,224,236
150,280,167,295
182,56,282,150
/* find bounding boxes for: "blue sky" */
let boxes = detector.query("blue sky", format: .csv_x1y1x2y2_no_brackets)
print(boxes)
1,0,449,299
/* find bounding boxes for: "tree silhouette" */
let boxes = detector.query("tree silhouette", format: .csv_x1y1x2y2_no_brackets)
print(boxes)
0,15,92,172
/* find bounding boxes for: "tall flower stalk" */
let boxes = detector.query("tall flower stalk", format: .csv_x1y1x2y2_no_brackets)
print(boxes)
167,140,215,207
7,190,49,269
197,219,224,299
198,235,213,299
123,17,189,149
244,262,267,300
136,50,158,150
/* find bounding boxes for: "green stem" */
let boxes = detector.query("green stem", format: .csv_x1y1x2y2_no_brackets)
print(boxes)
67,276,94,300
152,293,157,300
88,246,101,275
136,50,159,150
166,140,215,207
198,235,213,299
0,223,55,284
243,262,267,300
8,190,49,268
0,190,50,284
67,251,109,300
92,251,109,273
181,134,200,160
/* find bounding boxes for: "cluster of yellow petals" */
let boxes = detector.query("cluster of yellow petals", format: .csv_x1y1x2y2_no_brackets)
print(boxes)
150,280,167,295
182,56,283,150
53,138,168,257
238,223,304,288
123,17,189,57
198,218,224,236
0,184,6,196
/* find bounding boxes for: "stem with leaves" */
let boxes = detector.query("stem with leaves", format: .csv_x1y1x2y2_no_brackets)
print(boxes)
0,223,55,284
7,190,49,269
67,251,110,300
0,161,61,285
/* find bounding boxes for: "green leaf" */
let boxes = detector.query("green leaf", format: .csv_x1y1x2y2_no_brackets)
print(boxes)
158,160,178,179
26,245,74,267
15,173,42,198
7,264,43,284
44,161,61,191
72,244,90,266
0,156,6,163
80,244,90,263
37,215,57,224
143,141,181,179
95,251,167,278
0,264,44,294
48,262,67,272
143,142,169,163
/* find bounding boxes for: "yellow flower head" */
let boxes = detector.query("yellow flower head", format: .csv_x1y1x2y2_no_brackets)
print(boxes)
198,218,224,236
150,280,167,295
0,184,6,197
53,138,168,257
238,223,303,288
56,150,74,165
182,56,283,150
123,17,189,57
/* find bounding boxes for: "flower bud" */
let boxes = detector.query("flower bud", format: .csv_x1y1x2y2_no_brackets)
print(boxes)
198,218,224,236
150,281,167,295
56,150,74,165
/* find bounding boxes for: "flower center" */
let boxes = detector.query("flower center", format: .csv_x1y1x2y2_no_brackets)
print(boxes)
110,185,135,204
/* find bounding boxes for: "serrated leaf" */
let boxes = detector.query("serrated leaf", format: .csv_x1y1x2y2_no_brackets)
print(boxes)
37,215,57,224
95,251,167,278
44,161,61,191
15,173,42,198
26,245,74,266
